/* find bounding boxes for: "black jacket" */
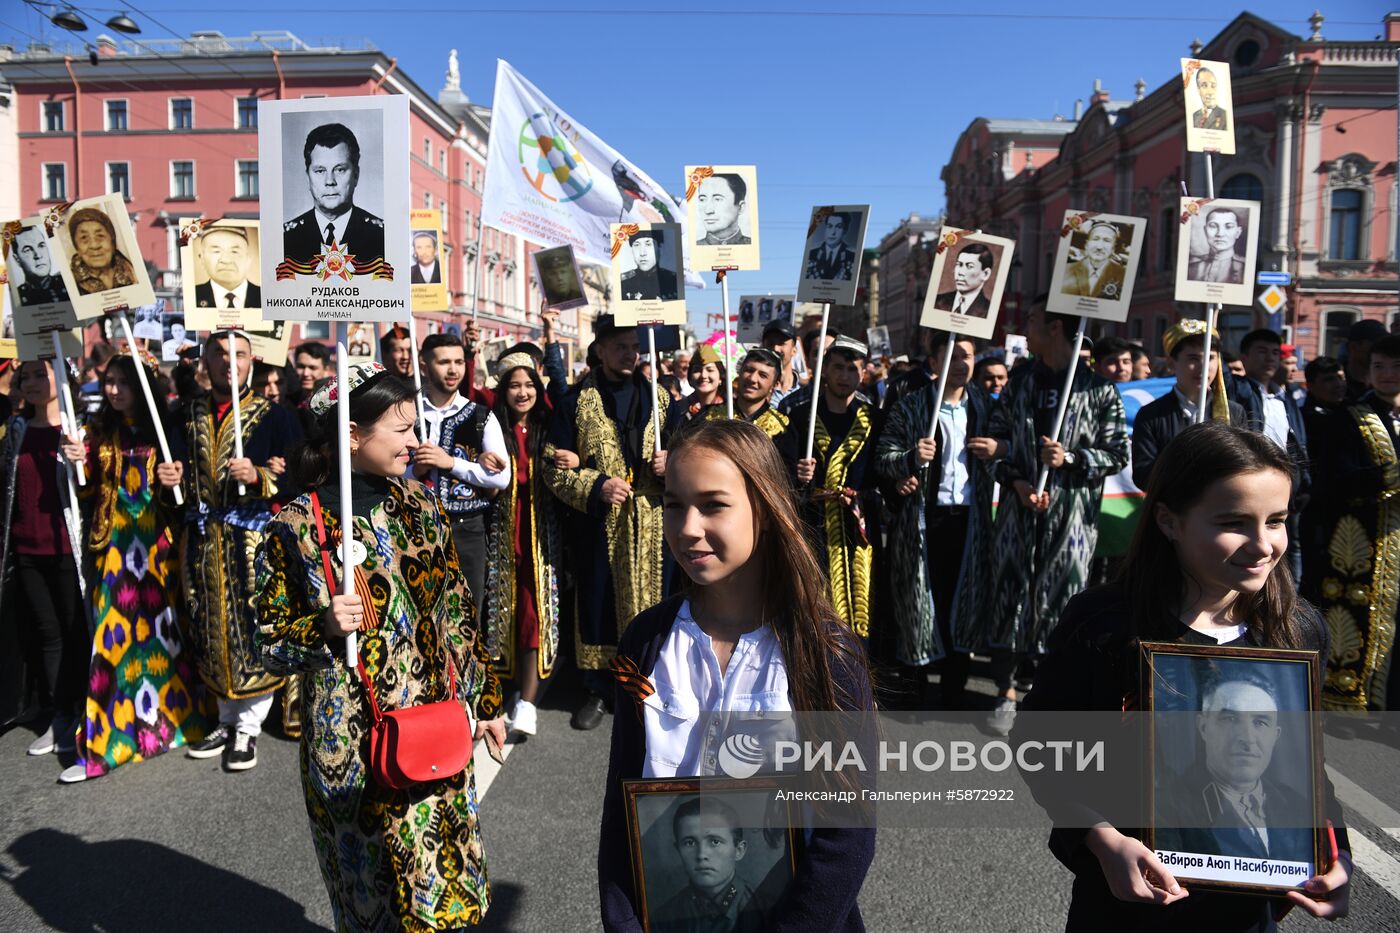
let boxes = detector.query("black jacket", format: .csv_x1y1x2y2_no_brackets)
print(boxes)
599,595,876,933
1227,375,1310,500
1131,389,1247,490
194,281,261,309
281,205,386,269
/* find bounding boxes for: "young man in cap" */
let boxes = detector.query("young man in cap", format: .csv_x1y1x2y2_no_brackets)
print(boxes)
761,319,801,406
706,348,790,439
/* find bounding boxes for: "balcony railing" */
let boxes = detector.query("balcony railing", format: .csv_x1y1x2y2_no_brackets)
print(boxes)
4,31,376,60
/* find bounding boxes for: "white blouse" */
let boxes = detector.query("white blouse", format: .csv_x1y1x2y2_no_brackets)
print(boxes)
642,601,797,779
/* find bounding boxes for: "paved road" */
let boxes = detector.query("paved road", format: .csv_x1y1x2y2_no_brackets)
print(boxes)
3,675,1398,932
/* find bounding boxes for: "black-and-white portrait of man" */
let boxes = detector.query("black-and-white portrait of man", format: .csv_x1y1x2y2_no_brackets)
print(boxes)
695,173,751,246
9,224,71,307
282,122,386,269
1188,207,1248,285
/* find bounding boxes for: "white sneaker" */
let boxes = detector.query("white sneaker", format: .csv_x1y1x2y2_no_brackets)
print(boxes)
987,697,1017,737
58,764,88,784
509,699,538,736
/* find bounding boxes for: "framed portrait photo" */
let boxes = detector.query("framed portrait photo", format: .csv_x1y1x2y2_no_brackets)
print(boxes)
866,325,892,361
160,308,197,363
248,320,292,366
15,325,82,363
1181,58,1236,155
1046,211,1146,323
3,215,78,336
46,194,155,320
624,776,801,933
610,223,686,327
258,94,411,322
918,227,1015,341
795,205,869,306
685,165,760,272
180,218,272,333
1143,641,1328,894
409,208,449,313
533,244,588,311
1174,197,1260,307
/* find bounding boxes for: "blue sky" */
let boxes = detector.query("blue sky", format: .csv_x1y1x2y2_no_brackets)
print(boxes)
1,2,1390,337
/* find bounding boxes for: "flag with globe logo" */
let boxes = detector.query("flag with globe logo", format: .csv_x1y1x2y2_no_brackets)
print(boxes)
482,60,693,275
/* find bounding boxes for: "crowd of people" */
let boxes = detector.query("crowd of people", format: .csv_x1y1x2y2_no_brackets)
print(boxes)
0,301,1377,930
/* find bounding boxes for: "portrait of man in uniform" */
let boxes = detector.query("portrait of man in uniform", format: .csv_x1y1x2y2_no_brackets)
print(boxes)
619,228,678,301
1192,67,1229,131
1061,221,1127,300
804,213,856,282
410,231,441,284
194,227,261,309
281,122,386,271
650,797,773,933
1188,207,1247,284
9,224,71,307
695,173,752,246
534,245,585,309
935,243,995,318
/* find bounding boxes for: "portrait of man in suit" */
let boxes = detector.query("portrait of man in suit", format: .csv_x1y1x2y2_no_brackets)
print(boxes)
9,224,70,307
1192,67,1229,131
1155,669,1315,867
695,173,752,246
804,213,855,281
281,122,386,272
619,229,678,301
935,243,995,318
1188,207,1247,284
1061,221,1127,300
411,231,441,284
194,227,260,309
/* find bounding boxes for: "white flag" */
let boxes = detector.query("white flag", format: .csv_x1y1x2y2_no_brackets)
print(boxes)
481,60,688,271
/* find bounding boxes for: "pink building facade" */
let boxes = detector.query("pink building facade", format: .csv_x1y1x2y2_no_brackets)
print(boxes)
939,12,1399,362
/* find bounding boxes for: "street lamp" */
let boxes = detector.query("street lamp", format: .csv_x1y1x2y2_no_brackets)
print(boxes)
105,12,141,34
50,5,87,31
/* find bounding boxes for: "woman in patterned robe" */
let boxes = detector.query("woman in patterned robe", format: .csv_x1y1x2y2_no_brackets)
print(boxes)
58,353,210,783
255,364,504,932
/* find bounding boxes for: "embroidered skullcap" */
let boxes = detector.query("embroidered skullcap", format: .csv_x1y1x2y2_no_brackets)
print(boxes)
1161,319,1218,358
309,361,387,416
127,345,161,374
826,335,869,361
496,351,535,373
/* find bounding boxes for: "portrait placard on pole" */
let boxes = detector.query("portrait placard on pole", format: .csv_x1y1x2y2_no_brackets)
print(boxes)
45,194,155,319
14,324,82,362
3,215,78,340
409,209,449,312
1174,197,1261,308
866,325,892,361
0,287,13,359
1045,211,1147,323
1181,58,1236,155
609,223,686,326
258,94,411,323
795,205,869,306
248,321,293,367
919,227,1015,341
179,217,271,332
736,294,794,346
533,244,588,311
684,165,760,272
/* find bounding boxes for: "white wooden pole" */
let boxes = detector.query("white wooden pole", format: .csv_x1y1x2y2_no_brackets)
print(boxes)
50,332,86,486
648,326,663,456
227,330,246,496
925,333,958,442
336,321,357,669
1034,316,1088,497
803,303,832,461
116,312,182,505
407,315,427,439
720,274,734,419
1197,153,1218,424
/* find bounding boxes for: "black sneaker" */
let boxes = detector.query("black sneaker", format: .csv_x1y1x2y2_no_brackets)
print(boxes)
570,695,607,731
186,724,230,759
224,730,257,771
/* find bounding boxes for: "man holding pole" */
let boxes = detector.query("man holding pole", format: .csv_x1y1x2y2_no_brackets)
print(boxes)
981,309,1127,735
543,315,669,731
176,330,303,771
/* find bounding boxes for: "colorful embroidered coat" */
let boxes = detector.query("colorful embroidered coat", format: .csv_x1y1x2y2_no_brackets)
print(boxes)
702,399,790,439
782,398,877,637
982,362,1128,655
255,477,502,932
174,390,301,700
873,383,997,665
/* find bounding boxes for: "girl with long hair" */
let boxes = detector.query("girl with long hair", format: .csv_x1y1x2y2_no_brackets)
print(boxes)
254,362,505,930
484,357,563,736
56,353,210,783
1017,422,1351,930
599,418,876,932
0,360,87,759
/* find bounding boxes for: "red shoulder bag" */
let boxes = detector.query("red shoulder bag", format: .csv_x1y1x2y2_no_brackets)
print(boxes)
310,492,473,790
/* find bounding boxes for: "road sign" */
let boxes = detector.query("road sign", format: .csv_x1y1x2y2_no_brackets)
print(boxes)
1257,271,1292,285
1258,284,1287,313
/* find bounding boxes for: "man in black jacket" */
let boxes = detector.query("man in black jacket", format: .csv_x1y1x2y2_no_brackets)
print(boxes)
1132,320,1245,490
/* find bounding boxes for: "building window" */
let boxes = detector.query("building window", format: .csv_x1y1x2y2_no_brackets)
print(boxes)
1329,189,1363,261
236,96,258,129
423,138,431,161
107,162,131,200
105,99,128,131
1220,173,1263,202
170,97,193,130
42,100,64,132
440,199,447,214
423,191,432,209
439,150,447,174
236,160,259,198
1322,308,1359,357
171,161,196,199
1158,208,1175,272
42,163,67,201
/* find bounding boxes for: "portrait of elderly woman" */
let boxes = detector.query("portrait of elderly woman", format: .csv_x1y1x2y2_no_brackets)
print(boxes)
66,207,140,296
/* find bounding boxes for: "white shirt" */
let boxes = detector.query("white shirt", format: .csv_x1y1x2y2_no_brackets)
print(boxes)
642,601,796,779
1253,379,1290,450
215,280,249,309
418,391,510,491
1212,780,1270,853
416,261,438,281
936,395,970,506
1174,387,1201,422
314,209,352,249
